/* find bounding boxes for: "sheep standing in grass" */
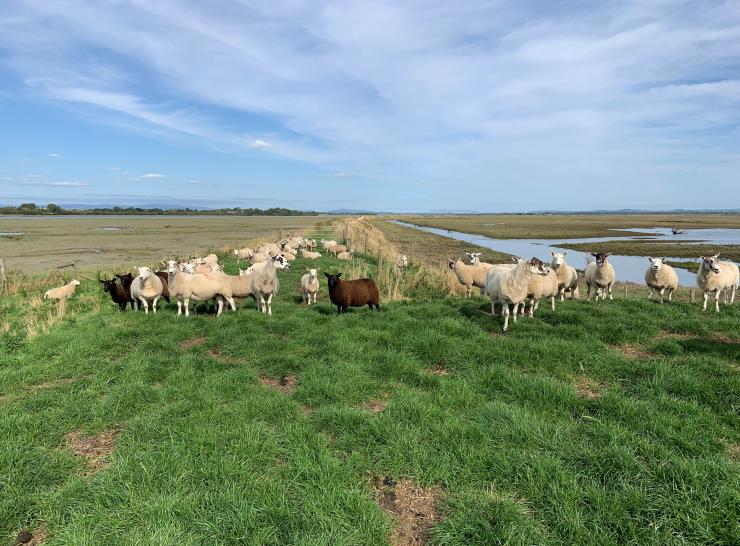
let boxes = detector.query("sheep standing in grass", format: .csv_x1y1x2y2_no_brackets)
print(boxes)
99,278,129,311
131,267,163,314
324,272,380,314
321,239,337,250
645,257,678,303
522,264,558,317
328,244,348,257
396,255,409,270
252,257,281,316
448,258,490,298
302,250,321,260
485,257,548,332
166,261,236,317
550,251,579,301
44,279,80,300
585,253,616,301
300,268,320,305
696,254,739,312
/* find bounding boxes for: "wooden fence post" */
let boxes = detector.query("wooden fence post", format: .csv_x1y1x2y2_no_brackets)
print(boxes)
690,288,695,303
0,258,6,294
624,284,628,299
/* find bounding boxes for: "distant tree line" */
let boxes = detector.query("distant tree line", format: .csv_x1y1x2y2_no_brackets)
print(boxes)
0,203,320,216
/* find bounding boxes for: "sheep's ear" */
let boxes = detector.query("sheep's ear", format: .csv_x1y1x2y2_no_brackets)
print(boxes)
648,256,653,261
605,253,611,257
662,257,667,262
591,253,597,257
336,272,342,278
511,256,519,263
550,251,555,257
563,250,567,256
711,253,720,259
324,272,331,278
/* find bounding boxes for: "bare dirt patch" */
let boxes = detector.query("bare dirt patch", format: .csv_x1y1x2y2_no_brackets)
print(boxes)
728,442,739,462
361,398,388,413
259,374,298,395
207,348,241,364
571,376,606,400
179,336,206,350
30,377,76,391
16,526,49,545
655,331,695,341
426,365,449,376
372,476,441,546
66,426,122,475
613,343,652,359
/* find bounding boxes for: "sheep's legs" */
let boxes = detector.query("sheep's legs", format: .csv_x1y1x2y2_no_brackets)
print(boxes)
226,297,236,312
714,290,720,313
550,296,555,310
702,291,708,311
731,286,736,304
140,297,149,314
502,304,510,332
177,299,183,316
312,293,317,304
152,296,160,313
512,303,519,323
608,284,613,301
184,297,190,317
258,295,266,314
490,300,497,316
266,294,273,316
667,289,674,302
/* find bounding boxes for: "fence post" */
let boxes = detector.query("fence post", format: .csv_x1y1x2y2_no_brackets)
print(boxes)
690,288,695,303
0,258,6,294
624,284,628,299
364,233,368,254
377,247,383,273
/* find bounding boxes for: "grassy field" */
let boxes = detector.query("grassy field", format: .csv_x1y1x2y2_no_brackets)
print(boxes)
0,216,333,273
1,225,739,545
397,214,740,240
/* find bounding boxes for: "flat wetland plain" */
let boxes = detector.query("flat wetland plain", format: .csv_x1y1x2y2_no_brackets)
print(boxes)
0,217,739,545
0,215,331,273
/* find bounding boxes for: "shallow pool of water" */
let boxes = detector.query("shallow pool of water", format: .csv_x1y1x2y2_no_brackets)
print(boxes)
395,222,740,285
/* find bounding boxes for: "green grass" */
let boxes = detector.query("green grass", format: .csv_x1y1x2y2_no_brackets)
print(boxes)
1,244,739,545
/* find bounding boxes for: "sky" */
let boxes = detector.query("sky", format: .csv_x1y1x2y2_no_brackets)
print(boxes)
1,0,739,212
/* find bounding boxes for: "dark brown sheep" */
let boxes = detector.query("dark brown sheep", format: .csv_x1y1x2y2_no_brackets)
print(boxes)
99,278,130,311
115,273,136,310
154,270,171,302
324,272,380,314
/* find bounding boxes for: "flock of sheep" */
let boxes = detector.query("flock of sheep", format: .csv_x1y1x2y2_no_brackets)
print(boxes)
41,229,739,331
43,236,376,317
448,251,739,331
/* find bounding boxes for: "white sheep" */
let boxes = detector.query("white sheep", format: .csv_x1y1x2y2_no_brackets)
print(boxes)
301,250,321,260
233,247,253,260
131,267,164,314
585,253,616,301
396,255,409,269
696,254,739,312
250,252,269,265
448,258,492,298
328,244,348,256
550,251,579,301
198,253,219,266
645,257,678,303
252,258,280,316
44,279,80,300
336,250,354,260
321,239,337,250
166,261,236,317
281,251,297,261
486,257,548,332
243,254,291,274
300,268,320,305
522,264,558,317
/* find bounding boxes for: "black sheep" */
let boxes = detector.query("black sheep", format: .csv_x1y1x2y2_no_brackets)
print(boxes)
324,272,380,314
99,278,130,312
115,273,136,310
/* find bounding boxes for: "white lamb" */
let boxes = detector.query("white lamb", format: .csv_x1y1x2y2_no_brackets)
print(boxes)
252,258,280,316
328,244,348,256
396,255,409,269
44,279,80,300
321,239,337,250
281,251,297,261
337,250,354,260
448,258,495,298
131,267,164,314
198,254,219,266
696,254,739,312
301,250,321,260
522,264,559,317
550,251,579,301
645,257,679,303
585,253,616,301
243,255,291,274
300,268,320,305
486,257,549,332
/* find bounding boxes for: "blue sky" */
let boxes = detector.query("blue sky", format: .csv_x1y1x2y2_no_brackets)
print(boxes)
1,0,739,212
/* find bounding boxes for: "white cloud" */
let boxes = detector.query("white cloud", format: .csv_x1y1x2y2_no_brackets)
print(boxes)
141,173,165,178
48,153,60,158
249,139,273,150
46,181,87,187
188,180,207,185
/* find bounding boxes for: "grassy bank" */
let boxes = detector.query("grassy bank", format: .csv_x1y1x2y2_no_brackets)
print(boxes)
1,230,739,545
398,214,740,239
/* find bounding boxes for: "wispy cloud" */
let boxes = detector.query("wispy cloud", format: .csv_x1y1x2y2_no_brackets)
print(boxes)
249,139,273,150
47,152,60,158
188,180,207,185
141,173,165,179
12,180,88,187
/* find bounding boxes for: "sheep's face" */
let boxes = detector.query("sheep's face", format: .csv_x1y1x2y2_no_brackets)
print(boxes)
308,268,317,280
71,279,81,286
324,272,342,290
180,262,196,274
99,279,116,291
528,257,548,276
551,252,566,268
166,260,178,274
701,255,721,274
648,257,666,272
591,253,611,267
448,259,457,270
136,267,152,280
116,273,134,287
272,255,291,271
466,252,482,265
